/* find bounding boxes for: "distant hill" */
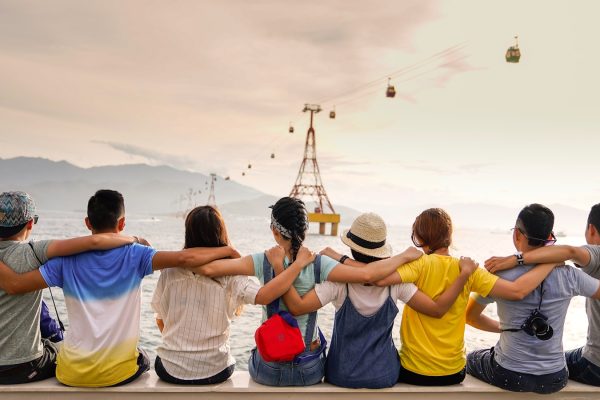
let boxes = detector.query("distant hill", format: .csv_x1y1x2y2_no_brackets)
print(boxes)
0,157,263,215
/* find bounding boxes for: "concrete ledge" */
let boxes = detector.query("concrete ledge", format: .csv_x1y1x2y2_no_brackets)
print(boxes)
1,371,600,400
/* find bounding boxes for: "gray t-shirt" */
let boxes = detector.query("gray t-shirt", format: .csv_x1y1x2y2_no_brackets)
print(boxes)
0,240,51,365
476,264,599,375
580,245,600,366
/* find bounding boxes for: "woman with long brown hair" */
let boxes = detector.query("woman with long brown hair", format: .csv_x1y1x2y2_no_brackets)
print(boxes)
151,205,313,385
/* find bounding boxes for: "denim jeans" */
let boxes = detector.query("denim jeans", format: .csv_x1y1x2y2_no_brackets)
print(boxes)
565,347,600,386
248,347,325,386
467,347,568,394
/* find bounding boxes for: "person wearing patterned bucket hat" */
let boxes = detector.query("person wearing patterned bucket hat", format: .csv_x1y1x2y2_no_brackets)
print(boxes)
0,191,142,385
263,212,479,389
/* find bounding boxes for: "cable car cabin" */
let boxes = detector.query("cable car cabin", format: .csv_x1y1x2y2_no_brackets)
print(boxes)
329,110,336,119
505,46,521,63
386,85,396,98
248,164,252,169
289,123,294,133
225,176,230,180
242,172,246,176
270,153,275,159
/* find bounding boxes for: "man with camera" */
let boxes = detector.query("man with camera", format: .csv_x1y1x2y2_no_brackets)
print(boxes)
465,204,600,394
484,203,600,386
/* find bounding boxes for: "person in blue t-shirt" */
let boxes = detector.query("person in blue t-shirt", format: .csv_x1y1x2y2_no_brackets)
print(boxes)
466,203,600,394
192,197,424,386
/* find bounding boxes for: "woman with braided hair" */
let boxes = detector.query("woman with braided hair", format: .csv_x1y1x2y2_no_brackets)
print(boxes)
193,197,429,386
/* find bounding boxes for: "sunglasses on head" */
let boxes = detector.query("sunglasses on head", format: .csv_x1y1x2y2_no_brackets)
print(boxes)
512,225,556,246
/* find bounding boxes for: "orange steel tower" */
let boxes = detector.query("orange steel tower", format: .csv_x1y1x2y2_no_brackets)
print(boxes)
289,104,340,235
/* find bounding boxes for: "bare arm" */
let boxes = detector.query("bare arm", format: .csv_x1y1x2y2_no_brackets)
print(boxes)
319,247,365,268
485,245,591,273
327,247,423,284
46,233,139,259
265,246,323,315
0,261,48,294
152,246,241,271
406,257,478,318
254,247,315,305
191,254,254,277
465,297,501,333
488,263,559,300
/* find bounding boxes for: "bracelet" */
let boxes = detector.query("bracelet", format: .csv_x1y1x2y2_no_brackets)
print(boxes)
339,255,349,264
514,252,524,265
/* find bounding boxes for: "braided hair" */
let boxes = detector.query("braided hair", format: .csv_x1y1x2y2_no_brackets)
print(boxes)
271,197,309,262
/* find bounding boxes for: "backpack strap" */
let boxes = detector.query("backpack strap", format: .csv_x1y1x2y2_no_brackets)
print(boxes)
263,254,280,318
28,242,65,332
303,255,322,349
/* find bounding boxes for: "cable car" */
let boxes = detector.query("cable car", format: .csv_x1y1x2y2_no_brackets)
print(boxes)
386,78,396,98
225,176,230,181
242,172,246,176
270,153,275,159
505,36,521,63
289,123,294,134
247,164,252,169
329,106,336,119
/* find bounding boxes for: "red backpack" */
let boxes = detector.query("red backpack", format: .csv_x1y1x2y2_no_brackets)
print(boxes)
254,255,326,362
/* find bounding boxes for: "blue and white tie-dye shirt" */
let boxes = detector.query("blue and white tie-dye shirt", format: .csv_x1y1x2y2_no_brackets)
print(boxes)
40,243,156,387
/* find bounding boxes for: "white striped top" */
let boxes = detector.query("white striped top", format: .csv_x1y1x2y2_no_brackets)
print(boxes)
151,268,260,380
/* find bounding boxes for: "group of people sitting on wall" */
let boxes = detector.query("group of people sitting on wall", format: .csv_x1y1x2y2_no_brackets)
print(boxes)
1,189,600,394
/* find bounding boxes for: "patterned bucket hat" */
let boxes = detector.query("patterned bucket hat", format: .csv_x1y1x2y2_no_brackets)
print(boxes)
0,192,37,237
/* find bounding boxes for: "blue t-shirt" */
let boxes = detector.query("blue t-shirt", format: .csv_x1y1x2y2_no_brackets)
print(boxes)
476,264,599,375
38,244,156,387
251,252,338,342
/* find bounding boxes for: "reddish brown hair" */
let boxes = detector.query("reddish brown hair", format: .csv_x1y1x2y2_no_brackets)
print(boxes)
412,208,453,254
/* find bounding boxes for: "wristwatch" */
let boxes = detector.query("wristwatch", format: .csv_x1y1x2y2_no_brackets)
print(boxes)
514,251,525,266
339,255,349,264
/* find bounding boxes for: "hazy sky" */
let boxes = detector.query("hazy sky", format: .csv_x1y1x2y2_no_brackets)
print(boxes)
1,0,599,217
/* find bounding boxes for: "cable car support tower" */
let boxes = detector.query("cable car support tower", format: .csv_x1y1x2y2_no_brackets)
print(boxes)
207,173,217,207
289,104,340,236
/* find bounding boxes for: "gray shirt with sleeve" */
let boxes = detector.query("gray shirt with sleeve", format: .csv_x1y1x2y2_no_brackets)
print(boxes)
580,245,600,366
475,264,599,375
0,240,51,365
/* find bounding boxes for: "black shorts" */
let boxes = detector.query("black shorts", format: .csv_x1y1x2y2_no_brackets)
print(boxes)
0,339,58,384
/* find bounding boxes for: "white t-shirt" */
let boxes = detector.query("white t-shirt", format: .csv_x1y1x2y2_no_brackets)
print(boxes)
151,268,260,380
314,281,418,316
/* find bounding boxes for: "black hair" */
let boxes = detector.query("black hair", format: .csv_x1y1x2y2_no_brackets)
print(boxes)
87,189,125,231
350,249,385,264
271,197,308,262
588,204,600,234
0,222,28,239
517,203,554,247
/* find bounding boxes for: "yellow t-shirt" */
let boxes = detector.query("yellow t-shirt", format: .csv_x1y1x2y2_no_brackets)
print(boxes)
398,254,498,376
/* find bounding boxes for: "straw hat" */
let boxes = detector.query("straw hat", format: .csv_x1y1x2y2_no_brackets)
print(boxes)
341,213,392,258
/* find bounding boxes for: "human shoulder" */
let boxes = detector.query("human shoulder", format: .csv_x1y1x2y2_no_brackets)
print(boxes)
580,245,600,277
315,280,345,307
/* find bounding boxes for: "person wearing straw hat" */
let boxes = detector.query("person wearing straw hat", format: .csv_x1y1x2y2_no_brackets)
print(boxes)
266,212,479,388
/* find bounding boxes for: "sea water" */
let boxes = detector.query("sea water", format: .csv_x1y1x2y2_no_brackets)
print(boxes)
33,210,589,371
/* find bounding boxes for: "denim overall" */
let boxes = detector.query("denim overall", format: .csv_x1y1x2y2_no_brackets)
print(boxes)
325,285,400,388
248,255,327,386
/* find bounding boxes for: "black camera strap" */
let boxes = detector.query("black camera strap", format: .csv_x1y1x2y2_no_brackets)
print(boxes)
501,281,545,333
28,242,65,332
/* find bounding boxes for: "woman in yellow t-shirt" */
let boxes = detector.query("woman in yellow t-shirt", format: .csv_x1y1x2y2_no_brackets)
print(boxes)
376,208,558,386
